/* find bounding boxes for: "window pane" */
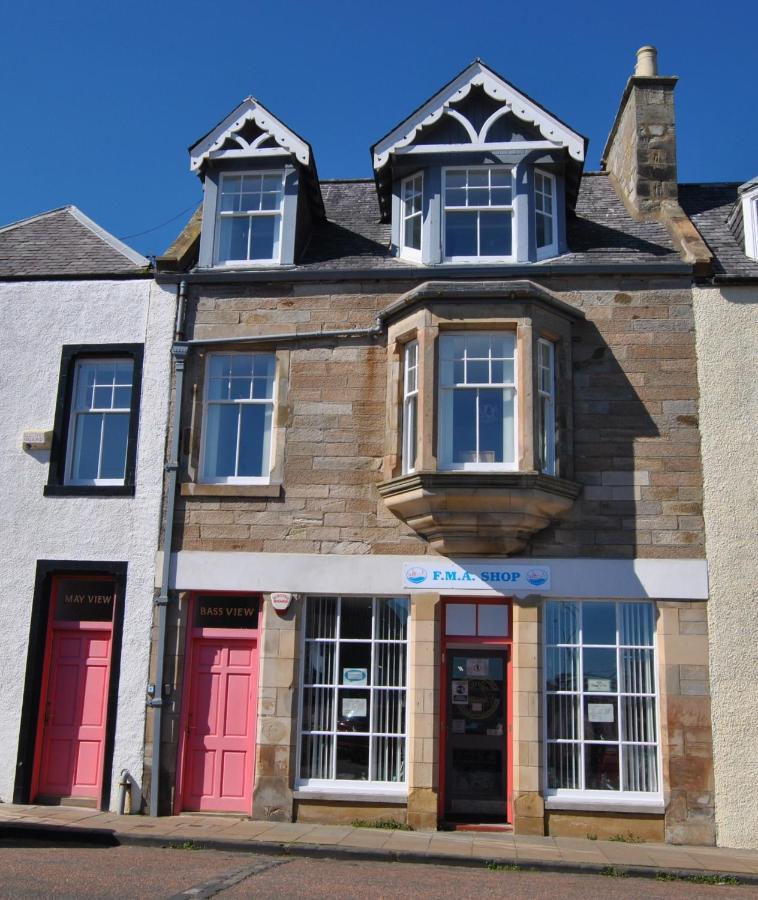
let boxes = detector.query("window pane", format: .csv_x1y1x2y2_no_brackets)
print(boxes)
74,364,97,408
547,743,580,790
336,736,369,780
340,643,372,683
478,604,508,637
302,687,334,732
546,646,579,691
373,689,406,735
446,211,477,256
218,217,249,262
71,414,102,481
620,603,655,647
582,602,617,645
376,598,409,641
584,696,618,741
480,211,512,256
546,601,579,645
405,214,421,250
547,694,580,740
304,640,335,685
113,386,132,408
340,597,373,639
375,642,406,687
249,216,277,260
451,388,477,463
100,413,129,479
621,648,655,694
623,744,658,792
622,696,657,743
237,403,272,477
306,596,337,639
229,376,252,400
583,647,618,692
372,736,405,782
490,332,515,359
204,404,238,478
446,603,476,636
466,359,488,383
300,734,333,780
536,213,550,249
337,689,370,733
478,388,504,463
585,745,620,791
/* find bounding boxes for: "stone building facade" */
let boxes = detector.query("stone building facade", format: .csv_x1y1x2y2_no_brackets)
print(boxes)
143,49,723,846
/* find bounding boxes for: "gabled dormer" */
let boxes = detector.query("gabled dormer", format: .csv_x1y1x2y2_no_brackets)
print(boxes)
728,177,758,261
190,98,324,268
371,60,587,266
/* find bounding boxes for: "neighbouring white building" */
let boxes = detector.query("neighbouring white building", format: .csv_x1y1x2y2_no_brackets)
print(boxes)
0,206,175,811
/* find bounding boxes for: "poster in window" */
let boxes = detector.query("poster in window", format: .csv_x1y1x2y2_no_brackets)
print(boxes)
452,680,469,704
587,703,615,723
466,658,489,677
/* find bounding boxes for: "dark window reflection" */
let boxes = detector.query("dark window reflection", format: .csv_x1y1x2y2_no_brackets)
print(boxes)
585,744,619,790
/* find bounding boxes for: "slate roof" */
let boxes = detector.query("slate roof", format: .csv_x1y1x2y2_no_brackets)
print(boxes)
679,183,758,278
0,206,149,278
298,172,679,270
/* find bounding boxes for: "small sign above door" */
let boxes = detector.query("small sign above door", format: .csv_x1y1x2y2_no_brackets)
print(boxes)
55,578,115,622
194,596,259,629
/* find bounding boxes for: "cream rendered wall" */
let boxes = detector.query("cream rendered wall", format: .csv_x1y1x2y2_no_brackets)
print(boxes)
693,285,758,849
0,279,175,811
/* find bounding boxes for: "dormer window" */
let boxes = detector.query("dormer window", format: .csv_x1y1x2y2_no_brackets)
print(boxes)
444,168,513,261
216,172,284,265
401,173,423,260
743,190,758,261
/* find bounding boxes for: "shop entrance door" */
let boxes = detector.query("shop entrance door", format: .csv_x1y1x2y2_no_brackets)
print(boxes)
444,649,508,820
177,595,261,814
34,576,116,805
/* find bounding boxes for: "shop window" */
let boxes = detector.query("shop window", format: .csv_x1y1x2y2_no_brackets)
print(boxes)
215,172,284,265
544,601,660,798
438,332,517,470
45,344,143,497
200,352,276,484
298,596,408,788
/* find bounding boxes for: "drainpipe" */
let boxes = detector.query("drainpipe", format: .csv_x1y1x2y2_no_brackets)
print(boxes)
148,280,188,818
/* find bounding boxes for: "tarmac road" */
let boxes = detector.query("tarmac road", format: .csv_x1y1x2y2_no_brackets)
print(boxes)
0,841,751,899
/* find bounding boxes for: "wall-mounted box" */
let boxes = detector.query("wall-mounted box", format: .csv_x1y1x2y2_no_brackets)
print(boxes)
22,429,53,451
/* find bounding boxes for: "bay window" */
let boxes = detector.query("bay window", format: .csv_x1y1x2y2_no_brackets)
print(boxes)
444,167,513,261
215,172,284,264
544,601,660,798
401,340,418,474
299,596,408,787
200,352,276,483
537,338,556,475
438,332,517,470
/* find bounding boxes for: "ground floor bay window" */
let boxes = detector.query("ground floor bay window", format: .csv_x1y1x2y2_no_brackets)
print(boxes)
544,600,660,801
298,596,408,789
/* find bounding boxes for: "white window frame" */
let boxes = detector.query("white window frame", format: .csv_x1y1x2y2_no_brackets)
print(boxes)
537,338,556,475
296,595,409,794
442,166,515,263
199,351,276,485
65,357,134,486
534,170,558,260
438,331,519,472
401,340,419,474
743,190,758,260
400,173,423,262
214,170,284,266
543,600,663,807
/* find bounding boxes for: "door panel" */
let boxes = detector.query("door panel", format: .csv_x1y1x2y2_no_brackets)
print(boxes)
181,638,257,812
445,649,508,819
37,630,112,800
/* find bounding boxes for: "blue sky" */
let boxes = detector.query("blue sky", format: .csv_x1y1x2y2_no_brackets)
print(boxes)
1,0,755,257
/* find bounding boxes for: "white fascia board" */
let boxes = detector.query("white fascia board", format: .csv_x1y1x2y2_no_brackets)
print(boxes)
166,552,708,601
373,61,585,171
190,98,310,172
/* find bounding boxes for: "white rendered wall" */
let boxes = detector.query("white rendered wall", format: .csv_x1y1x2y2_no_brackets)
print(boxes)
0,279,175,811
693,285,758,848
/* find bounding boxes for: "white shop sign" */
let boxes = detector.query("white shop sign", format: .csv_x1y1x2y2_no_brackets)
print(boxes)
402,562,551,592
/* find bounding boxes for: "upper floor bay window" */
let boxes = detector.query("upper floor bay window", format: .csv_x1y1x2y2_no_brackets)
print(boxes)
545,601,660,799
200,353,276,483
444,168,513,261
438,332,517,470
401,173,423,260
537,338,556,475
535,170,557,258
401,340,419,474
216,172,284,264
66,359,134,485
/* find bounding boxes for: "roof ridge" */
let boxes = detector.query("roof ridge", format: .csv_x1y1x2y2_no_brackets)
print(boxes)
0,205,74,235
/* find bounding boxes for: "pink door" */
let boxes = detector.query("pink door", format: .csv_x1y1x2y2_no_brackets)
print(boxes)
36,629,112,801
181,638,258,812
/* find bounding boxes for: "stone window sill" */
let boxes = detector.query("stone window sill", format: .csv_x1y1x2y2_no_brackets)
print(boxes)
293,787,407,804
180,482,283,498
545,796,665,815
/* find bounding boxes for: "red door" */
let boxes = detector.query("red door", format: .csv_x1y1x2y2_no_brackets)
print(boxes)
181,638,258,812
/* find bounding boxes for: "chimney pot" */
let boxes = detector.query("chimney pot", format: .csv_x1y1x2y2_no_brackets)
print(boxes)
635,45,658,77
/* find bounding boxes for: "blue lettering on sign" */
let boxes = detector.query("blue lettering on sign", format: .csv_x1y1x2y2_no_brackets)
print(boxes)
445,571,457,581
433,571,442,580
480,572,490,582
461,572,473,581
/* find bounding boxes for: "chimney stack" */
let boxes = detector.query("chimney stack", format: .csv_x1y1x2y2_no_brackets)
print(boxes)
601,46,678,218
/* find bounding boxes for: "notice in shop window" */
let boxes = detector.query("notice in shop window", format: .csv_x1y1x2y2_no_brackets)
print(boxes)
452,680,468,704
587,703,615,723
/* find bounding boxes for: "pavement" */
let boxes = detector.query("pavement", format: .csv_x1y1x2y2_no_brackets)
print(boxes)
1,803,757,886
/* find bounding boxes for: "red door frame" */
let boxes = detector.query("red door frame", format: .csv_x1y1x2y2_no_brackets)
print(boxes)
174,592,262,815
439,597,513,824
30,574,116,804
